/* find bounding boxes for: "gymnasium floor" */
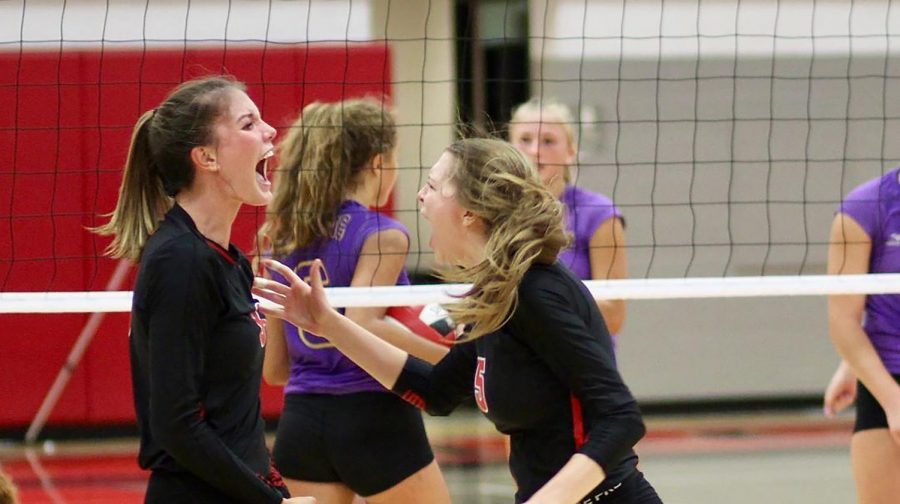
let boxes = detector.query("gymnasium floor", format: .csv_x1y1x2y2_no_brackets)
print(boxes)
0,408,856,503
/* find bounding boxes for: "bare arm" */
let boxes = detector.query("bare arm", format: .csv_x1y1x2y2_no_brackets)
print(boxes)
828,213,900,438
823,359,856,417
588,217,627,335
344,229,449,364
260,264,291,386
262,312,291,386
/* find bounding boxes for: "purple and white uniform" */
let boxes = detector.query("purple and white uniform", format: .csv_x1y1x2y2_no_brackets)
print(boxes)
558,185,623,280
272,200,410,395
839,168,900,373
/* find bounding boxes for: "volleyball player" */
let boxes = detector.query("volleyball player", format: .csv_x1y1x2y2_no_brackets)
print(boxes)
93,76,314,504
258,99,451,504
824,169,900,504
255,138,661,503
509,98,627,335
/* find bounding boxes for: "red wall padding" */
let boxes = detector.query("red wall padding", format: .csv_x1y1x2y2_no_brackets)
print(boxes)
0,44,391,429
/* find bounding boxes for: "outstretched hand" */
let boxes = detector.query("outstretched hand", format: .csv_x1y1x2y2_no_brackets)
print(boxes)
253,258,338,338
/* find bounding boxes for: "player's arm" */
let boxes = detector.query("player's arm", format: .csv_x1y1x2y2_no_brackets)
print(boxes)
262,313,291,386
824,358,856,417
254,256,292,386
345,229,449,364
827,213,900,431
255,259,473,415
588,217,627,335
524,454,605,504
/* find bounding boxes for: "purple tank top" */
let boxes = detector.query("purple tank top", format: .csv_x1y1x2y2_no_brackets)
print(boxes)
271,200,410,394
558,185,623,280
839,168,900,373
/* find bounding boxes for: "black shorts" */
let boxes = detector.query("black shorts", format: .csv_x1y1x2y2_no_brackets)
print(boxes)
854,374,900,433
272,391,435,497
578,470,662,504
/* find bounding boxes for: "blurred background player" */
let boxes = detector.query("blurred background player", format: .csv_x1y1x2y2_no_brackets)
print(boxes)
508,98,627,336
823,167,900,504
258,99,451,504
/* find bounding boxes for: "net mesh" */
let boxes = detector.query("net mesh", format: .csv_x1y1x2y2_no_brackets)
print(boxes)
4,0,900,438
2,1,899,310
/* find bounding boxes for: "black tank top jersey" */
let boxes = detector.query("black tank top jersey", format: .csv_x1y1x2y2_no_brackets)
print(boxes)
130,205,287,504
393,262,644,503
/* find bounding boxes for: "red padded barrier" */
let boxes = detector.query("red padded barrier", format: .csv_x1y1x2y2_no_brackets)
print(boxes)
0,44,392,428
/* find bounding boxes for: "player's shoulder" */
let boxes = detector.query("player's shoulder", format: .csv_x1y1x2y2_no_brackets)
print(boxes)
349,209,410,252
563,186,620,228
519,262,575,300
564,185,614,206
845,169,898,204
142,227,218,276
360,225,409,254
363,209,409,234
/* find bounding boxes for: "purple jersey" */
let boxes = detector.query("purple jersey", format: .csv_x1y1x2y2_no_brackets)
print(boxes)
272,200,410,394
558,185,623,280
839,168,900,373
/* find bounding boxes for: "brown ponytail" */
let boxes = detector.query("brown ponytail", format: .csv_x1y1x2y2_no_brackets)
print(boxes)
92,110,169,260
92,76,246,260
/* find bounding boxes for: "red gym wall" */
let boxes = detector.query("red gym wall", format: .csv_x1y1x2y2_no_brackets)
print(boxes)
0,44,392,430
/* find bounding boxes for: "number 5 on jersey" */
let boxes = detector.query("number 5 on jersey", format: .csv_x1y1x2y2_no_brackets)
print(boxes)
474,356,489,413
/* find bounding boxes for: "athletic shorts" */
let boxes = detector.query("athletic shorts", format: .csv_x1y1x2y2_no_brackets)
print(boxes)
272,391,435,497
854,374,900,433
145,470,287,504
576,470,662,504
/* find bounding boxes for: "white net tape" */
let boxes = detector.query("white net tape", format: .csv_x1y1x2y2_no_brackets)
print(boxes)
4,273,900,314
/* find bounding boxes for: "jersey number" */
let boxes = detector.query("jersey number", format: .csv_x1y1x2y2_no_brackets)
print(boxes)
474,357,489,413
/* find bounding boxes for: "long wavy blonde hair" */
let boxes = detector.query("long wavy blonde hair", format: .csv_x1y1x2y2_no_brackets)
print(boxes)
440,138,569,340
260,99,397,256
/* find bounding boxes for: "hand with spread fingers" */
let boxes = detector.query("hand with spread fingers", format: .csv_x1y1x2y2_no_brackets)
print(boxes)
254,258,339,337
